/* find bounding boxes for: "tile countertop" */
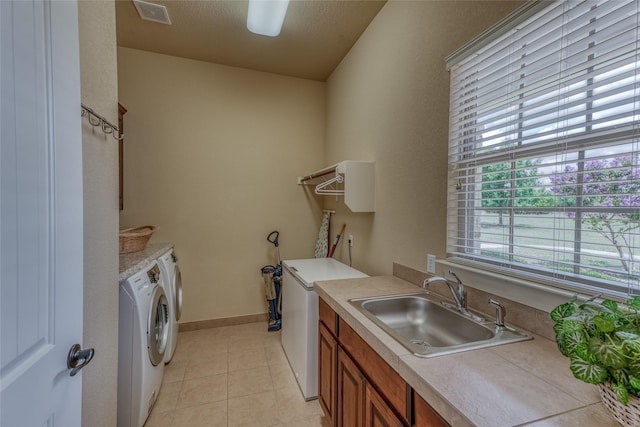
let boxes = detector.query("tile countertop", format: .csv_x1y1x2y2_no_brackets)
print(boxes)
314,276,619,427
118,242,173,281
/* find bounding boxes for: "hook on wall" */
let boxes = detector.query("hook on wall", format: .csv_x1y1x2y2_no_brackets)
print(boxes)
81,104,123,141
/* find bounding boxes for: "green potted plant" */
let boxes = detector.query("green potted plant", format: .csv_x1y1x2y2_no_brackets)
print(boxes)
551,294,640,426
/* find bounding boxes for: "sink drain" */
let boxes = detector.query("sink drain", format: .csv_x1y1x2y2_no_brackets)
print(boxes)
410,339,431,348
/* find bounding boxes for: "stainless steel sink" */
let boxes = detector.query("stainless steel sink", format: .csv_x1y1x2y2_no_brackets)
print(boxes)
349,293,531,358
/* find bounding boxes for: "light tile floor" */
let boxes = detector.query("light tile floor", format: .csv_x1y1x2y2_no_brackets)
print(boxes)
145,322,329,427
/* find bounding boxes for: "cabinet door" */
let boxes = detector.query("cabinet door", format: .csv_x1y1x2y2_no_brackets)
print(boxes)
337,347,365,427
413,392,448,427
340,321,410,423
365,383,404,427
319,322,337,425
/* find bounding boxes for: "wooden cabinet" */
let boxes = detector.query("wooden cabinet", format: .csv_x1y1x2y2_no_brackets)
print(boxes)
365,383,404,427
319,322,338,425
339,321,410,424
319,297,337,335
337,347,365,427
413,392,447,427
318,297,449,427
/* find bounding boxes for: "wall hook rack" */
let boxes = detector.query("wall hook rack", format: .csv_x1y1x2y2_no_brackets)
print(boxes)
81,104,122,141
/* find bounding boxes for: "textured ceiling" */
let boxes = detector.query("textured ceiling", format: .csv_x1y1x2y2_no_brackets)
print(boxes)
115,0,387,81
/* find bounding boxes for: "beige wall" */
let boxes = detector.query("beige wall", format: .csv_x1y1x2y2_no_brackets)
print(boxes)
118,48,325,322
324,0,523,276
78,1,119,426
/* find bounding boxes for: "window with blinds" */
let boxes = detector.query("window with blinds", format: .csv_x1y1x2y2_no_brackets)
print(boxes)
447,0,640,296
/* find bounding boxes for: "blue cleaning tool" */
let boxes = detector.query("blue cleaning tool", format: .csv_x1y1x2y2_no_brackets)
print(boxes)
261,231,282,331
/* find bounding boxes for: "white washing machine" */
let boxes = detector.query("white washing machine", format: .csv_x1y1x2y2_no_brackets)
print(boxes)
118,261,169,427
156,248,183,363
281,258,368,400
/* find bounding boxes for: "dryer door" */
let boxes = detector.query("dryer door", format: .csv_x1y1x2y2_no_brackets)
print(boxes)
148,286,169,366
174,266,183,321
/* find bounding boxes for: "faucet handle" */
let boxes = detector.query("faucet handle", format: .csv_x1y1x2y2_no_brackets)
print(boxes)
488,299,506,327
447,270,462,286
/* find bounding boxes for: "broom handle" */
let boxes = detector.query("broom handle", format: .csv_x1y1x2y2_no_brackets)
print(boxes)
328,223,346,258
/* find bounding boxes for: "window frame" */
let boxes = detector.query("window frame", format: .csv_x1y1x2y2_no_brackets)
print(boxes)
445,0,640,299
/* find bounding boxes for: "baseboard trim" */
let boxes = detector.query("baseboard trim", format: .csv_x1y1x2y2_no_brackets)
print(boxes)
178,313,268,332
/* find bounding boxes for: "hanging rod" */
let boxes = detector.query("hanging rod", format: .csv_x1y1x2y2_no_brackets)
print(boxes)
81,104,122,141
298,163,341,184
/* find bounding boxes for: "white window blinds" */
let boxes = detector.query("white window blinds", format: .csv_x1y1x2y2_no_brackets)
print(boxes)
447,0,640,295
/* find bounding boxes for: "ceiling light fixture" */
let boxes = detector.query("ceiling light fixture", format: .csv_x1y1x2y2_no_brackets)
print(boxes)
247,0,289,37
132,0,172,25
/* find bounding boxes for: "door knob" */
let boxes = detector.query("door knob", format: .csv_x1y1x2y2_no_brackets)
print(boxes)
67,343,95,377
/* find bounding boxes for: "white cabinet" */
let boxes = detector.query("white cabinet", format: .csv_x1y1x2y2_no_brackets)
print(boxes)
298,161,375,213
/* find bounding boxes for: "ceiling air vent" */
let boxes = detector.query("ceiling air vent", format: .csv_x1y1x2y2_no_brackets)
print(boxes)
132,0,172,25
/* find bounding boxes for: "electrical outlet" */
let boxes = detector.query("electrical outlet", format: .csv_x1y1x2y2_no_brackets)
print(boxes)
349,235,354,247
427,254,436,273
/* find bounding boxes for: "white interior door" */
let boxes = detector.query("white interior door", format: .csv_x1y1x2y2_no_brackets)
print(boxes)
1,1,84,426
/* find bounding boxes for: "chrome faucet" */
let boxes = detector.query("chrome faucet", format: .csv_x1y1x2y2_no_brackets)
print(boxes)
447,271,466,312
488,299,506,327
422,276,446,290
422,271,485,322
422,271,467,313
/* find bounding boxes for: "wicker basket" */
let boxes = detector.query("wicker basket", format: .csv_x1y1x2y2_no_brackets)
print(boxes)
599,383,640,427
119,225,156,254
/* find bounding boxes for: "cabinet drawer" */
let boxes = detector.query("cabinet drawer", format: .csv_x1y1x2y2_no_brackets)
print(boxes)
339,320,410,424
319,297,338,336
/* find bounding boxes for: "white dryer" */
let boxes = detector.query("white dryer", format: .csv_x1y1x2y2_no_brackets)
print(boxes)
156,248,183,363
118,261,169,427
